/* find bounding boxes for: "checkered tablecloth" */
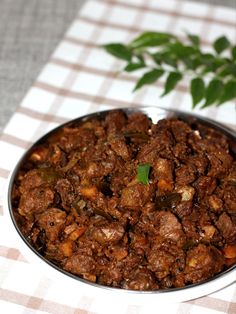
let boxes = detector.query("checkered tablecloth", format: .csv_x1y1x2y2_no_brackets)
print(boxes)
0,0,236,313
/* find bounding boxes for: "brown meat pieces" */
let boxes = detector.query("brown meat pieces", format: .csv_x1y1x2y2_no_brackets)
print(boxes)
19,169,46,192
19,187,54,217
57,126,96,153
175,164,196,186
37,208,66,242
193,176,217,200
152,211,185,246
105,110,127,134
108,135,131,161
12,110,236,291
64,254,96,277
146,241,185,284
121,183,155,209
55,179,76,208
169,119,192,142
223,185,236,215
216,213,236,243
123,268,158,290
125,112,150,133
185,244,224,284
90,222,125,245
207,151,233,178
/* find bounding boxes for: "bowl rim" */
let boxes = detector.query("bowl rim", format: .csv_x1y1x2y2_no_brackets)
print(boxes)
7,106,236,298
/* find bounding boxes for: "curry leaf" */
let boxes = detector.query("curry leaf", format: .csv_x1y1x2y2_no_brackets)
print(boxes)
161,72,182,96
103,43,132,61
102,31,236,109
133,69,164,91
137,164,151,185
218,80,236,105
190,77,205,108
129,31,175,49
124,62,146,72
202,79,224,108
152,51,178,68
213,36,230,54
232,46,236,60
167,42,197,58
218,63,236,77
187,33,200,47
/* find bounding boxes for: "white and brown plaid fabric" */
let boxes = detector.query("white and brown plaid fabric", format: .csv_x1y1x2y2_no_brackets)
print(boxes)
0,0,235,313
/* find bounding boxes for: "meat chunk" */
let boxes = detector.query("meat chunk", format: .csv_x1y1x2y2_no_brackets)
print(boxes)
225,162,236,185
193,176,216,199
19,169,45,193
146,242,185,282
64,254,96,276
207,151,232,178
153,211,185,245
175,164,196,186
126,112,150,133
20,168,62,194
105,110,127,134
170,119,192,142
98,263,123,287
90,222,125,244
123,268,158,290
58,127,96,153
186,154,209,175
19,187,54,217
147,248,175,280
216,213,236,243
105,245,128,261
223,185,236,215
108,135,131,161
121,183,154,209
37,208,66,242
138,123,174,163
55,179,76,208
173,142,191,161
184,244,224,284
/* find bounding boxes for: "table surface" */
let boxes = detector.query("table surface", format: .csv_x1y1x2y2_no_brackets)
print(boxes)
0,0,235,133
0,1,236,313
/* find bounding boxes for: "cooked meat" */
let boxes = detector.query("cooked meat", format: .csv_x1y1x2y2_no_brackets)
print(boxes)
37,208,66,242
184,244,224,284
64,253,96,276
55,179,76,208
19,186,54,217
122,268,158,290
175,164,196,186
216,212,236,243
120,183,154,208
90,222,125,244
152,211,185,246
12,109,236,291
108,135,131,161
223,185,236,215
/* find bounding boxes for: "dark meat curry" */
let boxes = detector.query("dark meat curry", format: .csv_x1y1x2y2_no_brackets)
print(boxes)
11,110,236,290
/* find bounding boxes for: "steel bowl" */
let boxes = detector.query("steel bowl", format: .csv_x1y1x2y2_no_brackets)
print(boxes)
5,107,236,304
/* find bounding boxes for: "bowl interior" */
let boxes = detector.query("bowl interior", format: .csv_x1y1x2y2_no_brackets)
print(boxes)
7,107,236,296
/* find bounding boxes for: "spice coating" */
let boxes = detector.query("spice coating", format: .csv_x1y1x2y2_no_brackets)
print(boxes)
11,110,236,290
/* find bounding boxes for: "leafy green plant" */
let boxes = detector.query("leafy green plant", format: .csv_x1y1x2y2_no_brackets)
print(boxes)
102,32,236,109
137,164,151,185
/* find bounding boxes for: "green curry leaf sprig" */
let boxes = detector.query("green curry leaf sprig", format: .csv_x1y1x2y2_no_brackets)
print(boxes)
102,32,236,109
